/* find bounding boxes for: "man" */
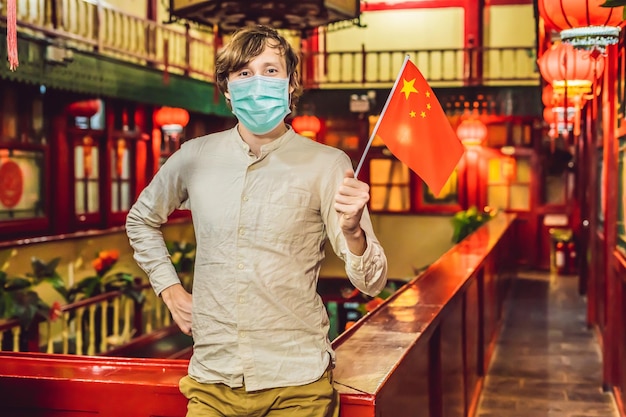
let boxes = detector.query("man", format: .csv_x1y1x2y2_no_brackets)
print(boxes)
126,25,387,417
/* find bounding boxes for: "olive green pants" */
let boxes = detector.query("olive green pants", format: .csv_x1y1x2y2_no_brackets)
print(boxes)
179,370,340,417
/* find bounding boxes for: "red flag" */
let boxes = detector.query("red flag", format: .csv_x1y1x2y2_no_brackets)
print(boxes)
374,57,464,195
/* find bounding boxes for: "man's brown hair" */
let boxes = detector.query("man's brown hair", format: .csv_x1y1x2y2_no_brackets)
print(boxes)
215,25,303,111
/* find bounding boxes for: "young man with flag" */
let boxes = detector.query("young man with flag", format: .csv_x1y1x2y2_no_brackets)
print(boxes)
125,25,388,417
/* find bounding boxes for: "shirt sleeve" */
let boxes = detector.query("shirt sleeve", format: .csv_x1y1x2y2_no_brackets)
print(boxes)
322,153,388,297
125,145,190,296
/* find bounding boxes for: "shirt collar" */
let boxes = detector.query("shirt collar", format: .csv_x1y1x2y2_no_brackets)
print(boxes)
231,124,295,157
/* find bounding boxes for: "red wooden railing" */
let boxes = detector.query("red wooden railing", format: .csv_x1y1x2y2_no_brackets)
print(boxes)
0,213,516,417
0,280,174,355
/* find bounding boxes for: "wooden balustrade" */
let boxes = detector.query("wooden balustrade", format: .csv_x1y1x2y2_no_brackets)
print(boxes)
0,281,173,355
0,0,538,87
301,46,538,89
0,213,516,417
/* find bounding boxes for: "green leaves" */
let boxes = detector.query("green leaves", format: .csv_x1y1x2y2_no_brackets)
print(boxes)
600,0,626,7
1,254,144,332
600,0,626,19
166,241,196,273
451,206,494,243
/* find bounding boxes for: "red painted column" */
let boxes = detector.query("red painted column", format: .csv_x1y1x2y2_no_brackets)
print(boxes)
463,0,484,85
50,113,71,234
602,42,619,389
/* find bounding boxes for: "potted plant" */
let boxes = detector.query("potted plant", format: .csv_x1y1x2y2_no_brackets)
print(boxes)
166,241,196,290
67,250,143,303
451,206,496,244
0,257,64,350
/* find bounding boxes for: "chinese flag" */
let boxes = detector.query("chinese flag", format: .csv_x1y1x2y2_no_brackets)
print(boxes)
375,57,464,196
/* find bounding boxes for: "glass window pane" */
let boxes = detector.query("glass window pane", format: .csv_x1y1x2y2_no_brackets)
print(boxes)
89,147,99,180
75,146,85,179
121,146,130,179
370,159,409,183
120,181,131,211
370,185,410,211
111,182,119,211
516,158,531,183
488,185,508,209
510,185,530,210
75,182,85,214
488,159,503,183
370,158,410,211
87,180,100,212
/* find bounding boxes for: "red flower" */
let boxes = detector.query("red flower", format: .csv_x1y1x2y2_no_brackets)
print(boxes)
365,297,384,312
92,250,120,276
49,301,62,321
92,257,104,273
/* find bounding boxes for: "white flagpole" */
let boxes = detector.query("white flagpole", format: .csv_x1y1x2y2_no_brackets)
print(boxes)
354,54,411,178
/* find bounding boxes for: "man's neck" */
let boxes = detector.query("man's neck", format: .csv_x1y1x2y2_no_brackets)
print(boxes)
238,123,288,157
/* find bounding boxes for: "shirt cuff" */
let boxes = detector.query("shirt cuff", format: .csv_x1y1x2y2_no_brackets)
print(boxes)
150,262,182,296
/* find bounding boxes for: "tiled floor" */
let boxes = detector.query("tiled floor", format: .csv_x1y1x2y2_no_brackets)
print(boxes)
475,270,621,417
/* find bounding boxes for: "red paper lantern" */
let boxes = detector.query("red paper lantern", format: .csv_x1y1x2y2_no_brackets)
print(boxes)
538,0,624,53
153,107,190,128
542,84,577,108
456,118,487,147
67,100,101,118
291,115,322,135
537,42,604,95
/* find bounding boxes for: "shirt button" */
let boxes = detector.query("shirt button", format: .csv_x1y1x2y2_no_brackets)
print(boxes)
240,331,246,338
239,296,245,304
238,263,244,270
239,227,245,236
242,196,249,202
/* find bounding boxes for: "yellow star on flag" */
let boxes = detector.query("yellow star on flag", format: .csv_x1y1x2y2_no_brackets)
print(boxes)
400,78,418,99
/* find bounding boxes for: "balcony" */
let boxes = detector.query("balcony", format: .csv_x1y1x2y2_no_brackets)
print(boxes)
0,0,540,92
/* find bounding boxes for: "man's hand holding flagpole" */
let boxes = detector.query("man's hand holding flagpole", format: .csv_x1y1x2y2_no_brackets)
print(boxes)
354,55,465,196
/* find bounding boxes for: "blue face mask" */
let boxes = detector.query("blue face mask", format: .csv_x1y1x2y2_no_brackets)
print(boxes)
228,75,291,135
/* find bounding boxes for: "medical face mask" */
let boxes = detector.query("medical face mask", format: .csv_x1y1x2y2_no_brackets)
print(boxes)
228,75,291,135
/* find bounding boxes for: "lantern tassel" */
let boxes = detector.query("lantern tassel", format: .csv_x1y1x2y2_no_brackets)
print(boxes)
6,0,19,71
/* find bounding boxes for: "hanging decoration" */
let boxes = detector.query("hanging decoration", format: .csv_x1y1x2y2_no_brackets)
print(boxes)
67,100,101,119
538,0,625,54
537,42,604,138
537,42,605,96
456,118,488,147
153,107,190,133
6,0,18,70
291,115,322,139
542,83,578,139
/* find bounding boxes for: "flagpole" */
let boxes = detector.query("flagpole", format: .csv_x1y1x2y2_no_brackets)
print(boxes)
354,54,411,178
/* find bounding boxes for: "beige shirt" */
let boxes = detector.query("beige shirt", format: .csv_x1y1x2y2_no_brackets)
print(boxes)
126,126,388,391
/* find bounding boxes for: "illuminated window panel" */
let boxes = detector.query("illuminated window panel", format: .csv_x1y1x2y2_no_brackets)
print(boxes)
487,184,509,210
74,143,100,215
110,138,133,212
510,185,530,210
369,159,410,212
